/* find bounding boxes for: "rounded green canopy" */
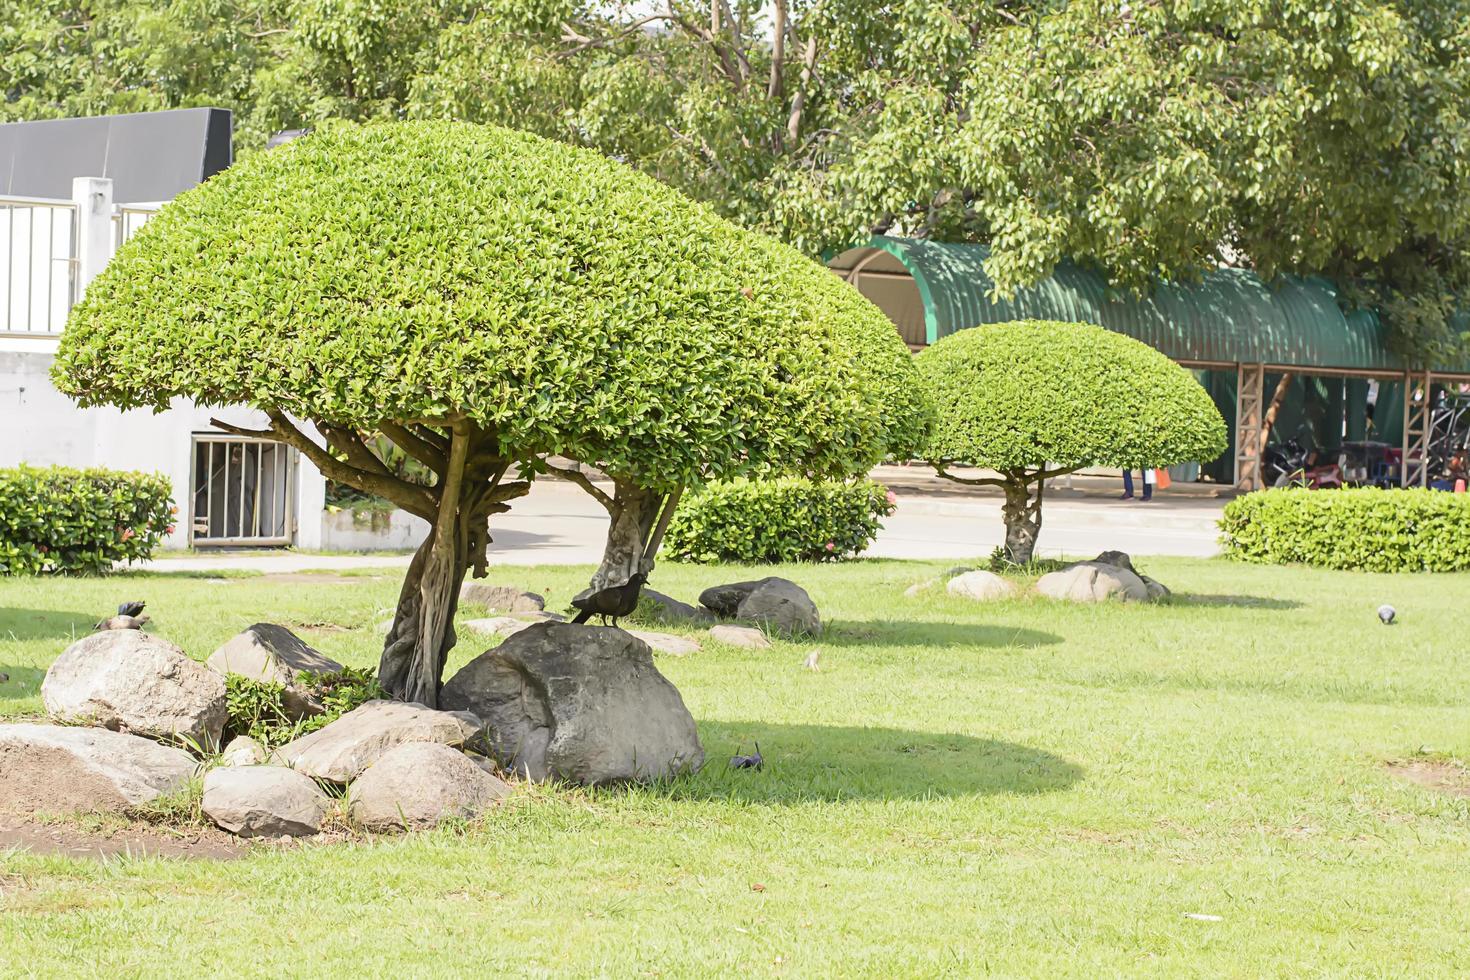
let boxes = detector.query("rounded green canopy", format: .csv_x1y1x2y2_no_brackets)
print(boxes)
55,120,929,488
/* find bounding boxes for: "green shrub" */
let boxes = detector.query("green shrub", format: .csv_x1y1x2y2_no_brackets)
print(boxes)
224,668,387,748
0,466,173,575
663,478,894,564
1219,488,1470,572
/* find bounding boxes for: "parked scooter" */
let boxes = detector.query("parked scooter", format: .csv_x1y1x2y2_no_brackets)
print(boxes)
1267,427,1343,489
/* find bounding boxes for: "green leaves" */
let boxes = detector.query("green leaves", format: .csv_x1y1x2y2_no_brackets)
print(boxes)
663,477,895,564
0,466,174,575
916,320,1228,471
1220,488,1470,572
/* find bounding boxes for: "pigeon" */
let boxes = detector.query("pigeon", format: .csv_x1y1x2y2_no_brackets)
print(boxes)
730,742,763,770
0,672,8,684
804,649,821,671
570,573,648,627
95,601,149,631
1377,604,1396,626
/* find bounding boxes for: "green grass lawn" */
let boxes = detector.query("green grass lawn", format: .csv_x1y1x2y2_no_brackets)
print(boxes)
2,556,1468,976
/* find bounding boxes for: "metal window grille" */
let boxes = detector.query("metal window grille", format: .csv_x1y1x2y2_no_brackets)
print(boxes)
190,435,295,546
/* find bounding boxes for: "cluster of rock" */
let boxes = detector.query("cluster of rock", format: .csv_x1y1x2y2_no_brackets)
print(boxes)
4,612,707,841
914,551,1170,604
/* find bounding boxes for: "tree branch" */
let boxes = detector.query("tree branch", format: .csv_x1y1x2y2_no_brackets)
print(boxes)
932,463,1008,488
544,463,614,512
317,422,395,479
379,421,447,474
785,33,819,144
768,0,786,101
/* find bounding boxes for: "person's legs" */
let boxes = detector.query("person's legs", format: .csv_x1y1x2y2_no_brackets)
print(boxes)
1141,468,1154,502
1121,469,1134,500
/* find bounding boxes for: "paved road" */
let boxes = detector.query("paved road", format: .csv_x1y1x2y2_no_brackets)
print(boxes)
135,475,1227,573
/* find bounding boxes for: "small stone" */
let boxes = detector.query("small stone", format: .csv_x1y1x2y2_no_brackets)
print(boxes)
42,630,227,747
942,566,976,579
461,617,539,639
0,723,195,812
202,765,330,838
220,735,267,767
625,629,702,656
348,742,510,832
709,624,772,649
903,580,936,597
946,570,1016,601
1141,576,1170,601
459,583,545,613
275,700,481,783
206,623,344,718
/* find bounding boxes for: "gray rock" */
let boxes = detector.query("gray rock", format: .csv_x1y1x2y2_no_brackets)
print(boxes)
1090,550,1138,573
0,723,195,812
698,579,770,617
946,570,1016,601
641,589,715,626
903,580,937,597
708,624,772,649
1036,562,1151,603
220,735,267,767
1141,575,1171,601
206,623,344,718
735,578,821,637
348,742,510,832
461,616,540,639
625,629,701,657
441,623,703,785
943,566,977,579
42,630,227,748
460,583,545,613
202,765,330,838
276,700,481,783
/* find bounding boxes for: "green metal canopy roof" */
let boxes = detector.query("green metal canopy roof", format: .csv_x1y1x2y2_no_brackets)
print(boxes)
830,236,1469,375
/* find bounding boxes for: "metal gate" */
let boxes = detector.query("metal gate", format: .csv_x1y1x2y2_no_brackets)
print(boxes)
190,435,294,546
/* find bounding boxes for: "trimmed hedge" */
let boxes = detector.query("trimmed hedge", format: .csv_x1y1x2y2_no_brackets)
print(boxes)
663,478,894,564
0,467,174,575
1219,488,1470,572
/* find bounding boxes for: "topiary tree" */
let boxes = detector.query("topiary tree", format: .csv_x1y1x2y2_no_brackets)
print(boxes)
916,321,1226,564
53,119,930,707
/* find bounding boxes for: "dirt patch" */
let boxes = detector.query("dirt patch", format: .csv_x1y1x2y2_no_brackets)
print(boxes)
1386,759,1470,798
0,814,249,860
289,620,353,633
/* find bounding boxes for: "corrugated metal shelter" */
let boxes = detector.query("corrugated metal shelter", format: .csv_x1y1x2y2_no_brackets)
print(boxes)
829,236,1470,489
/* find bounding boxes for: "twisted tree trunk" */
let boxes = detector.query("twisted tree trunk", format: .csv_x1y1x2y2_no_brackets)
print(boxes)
570,476,683,604
999,471,1044,565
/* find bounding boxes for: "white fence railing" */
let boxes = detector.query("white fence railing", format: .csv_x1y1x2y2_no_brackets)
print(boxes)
1,187,158,337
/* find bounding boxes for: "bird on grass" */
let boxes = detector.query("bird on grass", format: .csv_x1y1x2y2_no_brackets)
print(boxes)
570,573,648,628
95,601,149,631
1377,604,1396,626
730,743,763,770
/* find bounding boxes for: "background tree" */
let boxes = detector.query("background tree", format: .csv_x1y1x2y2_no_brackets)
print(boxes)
916,321,1227,564
53,120,927,706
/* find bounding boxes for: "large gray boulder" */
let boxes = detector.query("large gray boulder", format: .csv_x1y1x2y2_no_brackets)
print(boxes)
736,578,821,637
946,570,1015,601
0,723,195,812
1035,562,1151,603
275,700,481,783
641,589,715,626
698,579,769,617
348,742,510,832
202,765,330,838
42,631,227,747
460,583,545,613
206,623,344,718
441,623,703,785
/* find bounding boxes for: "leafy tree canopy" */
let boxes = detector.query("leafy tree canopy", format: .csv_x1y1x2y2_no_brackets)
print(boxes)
8,1,1470,361
917,321,1227,472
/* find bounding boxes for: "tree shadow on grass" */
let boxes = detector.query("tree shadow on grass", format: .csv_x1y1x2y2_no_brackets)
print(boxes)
649,722,1082,803
825,619,1062,650
0,609,96,642
1172,594,1302,610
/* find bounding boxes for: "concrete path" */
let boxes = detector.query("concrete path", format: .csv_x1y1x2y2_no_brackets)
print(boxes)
135,470,1230,573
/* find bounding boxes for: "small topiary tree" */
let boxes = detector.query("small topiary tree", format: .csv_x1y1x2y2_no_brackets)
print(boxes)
916,321,1226,564
54,120,929,706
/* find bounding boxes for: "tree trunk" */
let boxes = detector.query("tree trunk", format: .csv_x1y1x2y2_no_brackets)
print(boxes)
378,425,471,707
999,473,1043,565
578,480,665,602
1258,372,1295,453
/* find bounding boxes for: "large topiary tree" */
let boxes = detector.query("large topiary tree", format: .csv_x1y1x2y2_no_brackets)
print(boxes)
916,321,1226,564
53,120,929,707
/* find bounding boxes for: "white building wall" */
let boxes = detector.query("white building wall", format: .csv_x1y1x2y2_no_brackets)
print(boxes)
0,176,328,550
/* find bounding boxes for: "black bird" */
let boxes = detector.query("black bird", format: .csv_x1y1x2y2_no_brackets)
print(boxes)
95,600,148,631
730,742,763,770
570,573,648,627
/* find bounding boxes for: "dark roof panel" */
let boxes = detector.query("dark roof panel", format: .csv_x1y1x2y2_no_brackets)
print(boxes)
0,108,232,203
